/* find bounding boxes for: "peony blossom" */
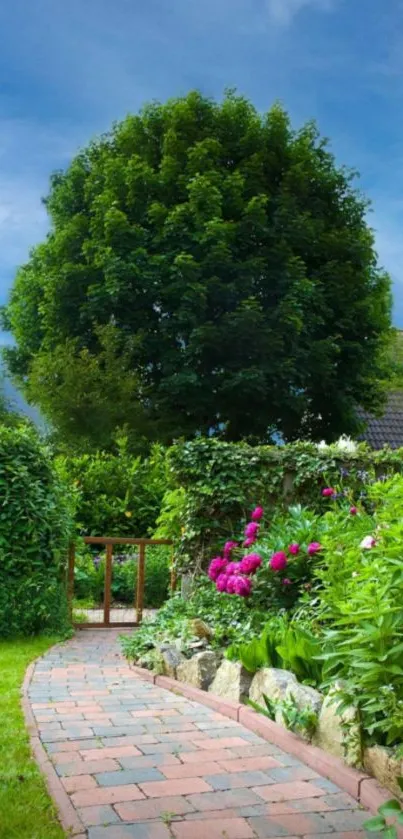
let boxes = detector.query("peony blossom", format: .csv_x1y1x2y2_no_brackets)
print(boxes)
282,578,292,585
251,506,264,522
243,536,255,548
307,542,322,556
234,575,252,597
360,535,376,549
240,553,262,575
223,540,238,557
226,561,241,575
245,521,260,539
270,551,288,571
225,575,239,594
288,542,300,555
350,506,358,516
216,573,229,592
208,556,228,581
322,487,335,497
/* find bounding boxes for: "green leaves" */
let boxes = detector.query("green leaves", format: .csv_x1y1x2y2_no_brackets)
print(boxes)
0,426,73,636
4,91,391,449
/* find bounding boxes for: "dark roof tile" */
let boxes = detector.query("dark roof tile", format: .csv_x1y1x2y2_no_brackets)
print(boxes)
356,391,403,449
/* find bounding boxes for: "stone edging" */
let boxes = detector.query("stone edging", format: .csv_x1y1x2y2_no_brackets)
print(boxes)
21,658,87,839
130,663,397,819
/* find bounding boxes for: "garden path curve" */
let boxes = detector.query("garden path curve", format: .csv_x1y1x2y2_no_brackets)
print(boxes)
27,629,371,839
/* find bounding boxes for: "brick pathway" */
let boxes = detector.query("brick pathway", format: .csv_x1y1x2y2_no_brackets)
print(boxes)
28,630,371,839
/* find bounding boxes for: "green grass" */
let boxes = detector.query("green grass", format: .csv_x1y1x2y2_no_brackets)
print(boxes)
0,637,66,839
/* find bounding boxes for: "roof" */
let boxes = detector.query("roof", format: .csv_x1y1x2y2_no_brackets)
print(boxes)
356,391,403,450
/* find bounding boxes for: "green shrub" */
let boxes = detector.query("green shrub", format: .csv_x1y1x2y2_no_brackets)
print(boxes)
311,475,403,747
74,545,171,608
0,425,73,636
56,440,166,538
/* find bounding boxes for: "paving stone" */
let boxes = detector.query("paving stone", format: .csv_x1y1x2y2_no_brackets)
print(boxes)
138,777,212,797
88,825,171,839
186,789,264,811
171,818,255,838
254,781,328,802
77,804,122,826
204,770,274,790
96,768,165,785
115,796,196,821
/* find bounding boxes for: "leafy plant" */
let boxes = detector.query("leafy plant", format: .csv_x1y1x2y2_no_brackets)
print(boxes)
0,425,74,636
364,778,403,839
280,693,318,739
247,691,317,739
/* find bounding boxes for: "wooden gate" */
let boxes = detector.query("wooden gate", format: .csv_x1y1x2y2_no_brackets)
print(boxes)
67,536,174,628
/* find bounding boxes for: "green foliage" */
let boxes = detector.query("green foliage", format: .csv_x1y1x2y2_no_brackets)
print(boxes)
229,618,322,685
56,441,166,537
74,545,170,608
121,578,267,662
4,91,391,451
247,691,318,739
163,437,402,572
311,475,403,747
364,778,403,839
0,426,73,636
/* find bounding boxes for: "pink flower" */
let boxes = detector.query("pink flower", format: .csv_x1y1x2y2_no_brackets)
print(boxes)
307,542,322,556
225,575,239,594
240,553,262,575
360,535,376,549
270,551,288,571
322,487,335,497
251,506,264,522
243,536,255,548
350,506,358,516
245,521,259,539
234,576,252,597
226,561,241,575
282,578,292,585
216,574,229,593
288,542,300,555
208,557,228,581
223,540,238,557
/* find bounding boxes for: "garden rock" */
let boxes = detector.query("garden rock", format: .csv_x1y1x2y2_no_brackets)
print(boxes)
176,651,218,690
313,688,361,767
190,618,214,640
364,745,403,799
209,659,252,703
159,645,185,678
285,682,323,716
249,668,298,714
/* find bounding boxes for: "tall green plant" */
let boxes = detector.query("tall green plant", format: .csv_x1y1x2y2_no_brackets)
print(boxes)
0,426,73,636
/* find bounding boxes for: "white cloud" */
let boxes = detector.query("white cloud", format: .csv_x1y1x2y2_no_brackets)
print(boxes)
265,0,334,25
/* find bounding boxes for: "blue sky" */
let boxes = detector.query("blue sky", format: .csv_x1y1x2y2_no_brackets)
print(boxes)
0,0,402,336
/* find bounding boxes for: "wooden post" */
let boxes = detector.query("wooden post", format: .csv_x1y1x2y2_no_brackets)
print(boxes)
170,547,177,593
67,542,75,621
104,543,113,626
136,542,145,624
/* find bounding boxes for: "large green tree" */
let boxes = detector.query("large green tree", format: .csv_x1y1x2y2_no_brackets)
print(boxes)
3,91,391,448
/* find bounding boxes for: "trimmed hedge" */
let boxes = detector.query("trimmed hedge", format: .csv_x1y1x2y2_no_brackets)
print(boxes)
157,437,403,573
0,425,73,636
55,443,166,538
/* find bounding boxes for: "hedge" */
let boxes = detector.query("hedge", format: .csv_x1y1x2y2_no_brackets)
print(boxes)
55,442,166,538
157,437,403,573
0,425,73,636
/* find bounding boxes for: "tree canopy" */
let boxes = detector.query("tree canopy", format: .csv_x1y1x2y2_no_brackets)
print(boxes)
3,91,391,449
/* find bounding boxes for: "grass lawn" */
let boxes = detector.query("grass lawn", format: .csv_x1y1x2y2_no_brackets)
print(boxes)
0,637,66,839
